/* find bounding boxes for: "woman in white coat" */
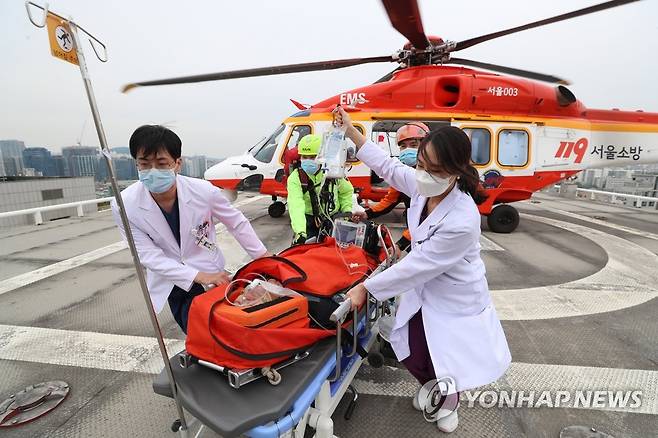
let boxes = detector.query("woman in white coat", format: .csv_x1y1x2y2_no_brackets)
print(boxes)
336,108,512,433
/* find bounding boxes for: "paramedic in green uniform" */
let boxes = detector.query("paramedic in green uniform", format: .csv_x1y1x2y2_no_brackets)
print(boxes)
286,134,354,244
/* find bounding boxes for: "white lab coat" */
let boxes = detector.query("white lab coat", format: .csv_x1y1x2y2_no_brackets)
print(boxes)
111,175,267,313
358,141,511,392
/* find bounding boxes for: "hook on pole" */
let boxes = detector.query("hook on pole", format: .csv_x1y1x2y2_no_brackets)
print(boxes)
69,20,109,63
73,23,108,63
25,1,49,28
88,38,108,63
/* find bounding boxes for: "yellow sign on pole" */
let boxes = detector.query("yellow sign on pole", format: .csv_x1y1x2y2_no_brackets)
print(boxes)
46,13,79,65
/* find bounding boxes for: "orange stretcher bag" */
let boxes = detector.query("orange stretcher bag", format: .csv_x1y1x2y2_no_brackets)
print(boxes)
185,238,381,370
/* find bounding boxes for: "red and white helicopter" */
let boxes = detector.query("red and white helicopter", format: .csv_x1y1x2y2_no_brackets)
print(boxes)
124,0,658,233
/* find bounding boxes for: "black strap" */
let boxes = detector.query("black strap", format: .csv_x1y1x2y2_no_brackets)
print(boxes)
299,170,322,228
319,180,336,214
341,328,368,359
232,255,308,288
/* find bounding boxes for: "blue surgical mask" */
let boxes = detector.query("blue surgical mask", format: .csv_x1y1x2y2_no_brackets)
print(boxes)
139,168,176,193
399,149,418,167
300,159,320,175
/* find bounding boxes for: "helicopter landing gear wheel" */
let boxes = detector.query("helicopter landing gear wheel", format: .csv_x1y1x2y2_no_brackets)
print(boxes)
171,419,182,432
487,204,520,233
268,201,286,218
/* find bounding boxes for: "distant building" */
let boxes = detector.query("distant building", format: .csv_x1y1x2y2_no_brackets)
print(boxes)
111,146,131,156
0,176,97,227
1,156,24,177
574,167,658,210
96,156,138,182
0,140,26,176
22,168,42,177
51,155,67,177
181,155,208,178
62,146,98,177
23,147,58,176
602,171,657,198
113,157,138,181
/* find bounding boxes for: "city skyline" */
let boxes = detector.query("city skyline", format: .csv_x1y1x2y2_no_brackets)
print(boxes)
0,140,222,158
0,139,222,180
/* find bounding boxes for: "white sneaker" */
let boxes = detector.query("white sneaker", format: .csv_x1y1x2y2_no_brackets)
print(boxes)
412,387,423,411
436,410,459,433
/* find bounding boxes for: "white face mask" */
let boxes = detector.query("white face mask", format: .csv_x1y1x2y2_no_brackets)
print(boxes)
415,168,454,197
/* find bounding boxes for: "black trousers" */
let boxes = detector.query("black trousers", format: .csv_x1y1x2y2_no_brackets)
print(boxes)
401,311,437,385
168,282,206,334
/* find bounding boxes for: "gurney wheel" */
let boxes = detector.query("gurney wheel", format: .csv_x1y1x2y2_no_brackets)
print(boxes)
344,385,358,421
367,351,384,368
344,401,357,421
171,419,182,432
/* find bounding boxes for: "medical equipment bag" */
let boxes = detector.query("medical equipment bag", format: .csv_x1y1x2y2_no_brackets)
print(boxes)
185,237,381,370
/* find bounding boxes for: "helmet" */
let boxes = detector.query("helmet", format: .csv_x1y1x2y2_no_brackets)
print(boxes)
396,122,429,145
298,134,322,156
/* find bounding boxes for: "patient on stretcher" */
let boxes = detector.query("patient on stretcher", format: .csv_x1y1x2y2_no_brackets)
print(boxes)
231,278,291,307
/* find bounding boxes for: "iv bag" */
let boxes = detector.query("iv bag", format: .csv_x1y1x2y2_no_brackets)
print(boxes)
318,126,347,179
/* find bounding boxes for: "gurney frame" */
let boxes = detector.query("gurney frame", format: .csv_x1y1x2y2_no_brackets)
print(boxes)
165,225,397,437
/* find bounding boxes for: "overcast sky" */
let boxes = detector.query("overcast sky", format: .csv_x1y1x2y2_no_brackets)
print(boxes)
2,0,657,158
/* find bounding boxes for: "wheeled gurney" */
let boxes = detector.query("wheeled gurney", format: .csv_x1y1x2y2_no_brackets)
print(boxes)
153,228,397,437
154,315,378,437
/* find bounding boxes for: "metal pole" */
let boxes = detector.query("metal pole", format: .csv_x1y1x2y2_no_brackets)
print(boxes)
68,20,189,435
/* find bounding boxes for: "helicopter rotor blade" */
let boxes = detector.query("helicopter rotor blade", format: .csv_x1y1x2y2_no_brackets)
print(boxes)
448,57,570,84
453,0,642,52
381,0,429,50
122,55,394,92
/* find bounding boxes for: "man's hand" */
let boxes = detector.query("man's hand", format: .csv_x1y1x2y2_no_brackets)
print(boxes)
351,211,368,223
293,233,307,245
258,251,273,259
194,271,230,287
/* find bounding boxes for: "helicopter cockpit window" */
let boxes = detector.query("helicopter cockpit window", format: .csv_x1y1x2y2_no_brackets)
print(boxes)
251,124,285,163
371,120,448,156
286,125,312,150
462,128,491,165
346,124,365,152
498,129,529,167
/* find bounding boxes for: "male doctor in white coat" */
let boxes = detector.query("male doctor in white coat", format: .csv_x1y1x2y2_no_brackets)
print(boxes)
335,108,511,433
111,125,270,333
